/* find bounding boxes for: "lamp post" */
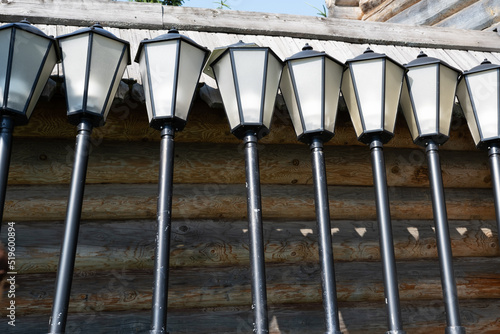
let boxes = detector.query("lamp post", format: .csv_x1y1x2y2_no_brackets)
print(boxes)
280,44,344,334
0,20,59,232
206,41,283,334
456,59,500,247
341,48,406,334
49,23,130,334
400,52,465,334
135,28,210,334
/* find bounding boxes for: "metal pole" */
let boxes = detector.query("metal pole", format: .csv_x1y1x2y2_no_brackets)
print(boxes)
243,131,269,334
369,138,405,334
310,137,342,334
488,143,500,248
150,124,175,334
426,140,465,334
49,118,93,334
0,115,14,233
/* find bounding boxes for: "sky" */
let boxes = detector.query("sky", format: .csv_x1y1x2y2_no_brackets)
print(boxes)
182,0,328,16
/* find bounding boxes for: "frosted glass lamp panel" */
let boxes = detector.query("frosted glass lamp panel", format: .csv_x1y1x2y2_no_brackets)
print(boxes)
60,34,89,112
384,60,404,133
176,42,207,121
262,53,282,129
408,65,438,136
144,42,177,119
102,47,129,121
138,51,154,123
290,57,323,133
212,53,239,130
400,78,419,141
25,46,58,119
324,58,343,133
468,70,499,141
438,65,459,136
351,59,384,132
86,34,125,114
280,66,303,137
233,50,266,124
8,31,50,112
341,69,364,138
0,29,12,107
456,79,481,145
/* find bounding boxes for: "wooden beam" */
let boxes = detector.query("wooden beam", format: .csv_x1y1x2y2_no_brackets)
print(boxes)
3,258,500,315
386,0,482,26
7,138,489,188
435,0,500,31
4,300,500,334
363,0,423,22
2,183,495,222
4,219,497,274
1,0,499,52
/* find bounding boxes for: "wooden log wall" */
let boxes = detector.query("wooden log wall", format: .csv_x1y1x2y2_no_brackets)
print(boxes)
0,87,499,333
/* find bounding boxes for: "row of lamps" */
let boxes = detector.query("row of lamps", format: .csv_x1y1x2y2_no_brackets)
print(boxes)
1,21,499,334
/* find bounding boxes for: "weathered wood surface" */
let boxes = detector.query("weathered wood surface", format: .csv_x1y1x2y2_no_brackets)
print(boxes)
435,0,500,30
3,300,500,334
7,138,489,188
14,97,478,151
2,258,500,315
385,0,480,26
1,0,499,52
3,219,497,274
2,184,495,222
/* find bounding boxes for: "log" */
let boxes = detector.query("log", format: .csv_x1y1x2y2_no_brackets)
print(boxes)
387,0,482,26
363,0,424,22
435,0,500,31
2,184,495,222
7,138,490,188
3,300,500,334
1,1,499,52
2,258,500,315
14,97,478,151
3,219,497,274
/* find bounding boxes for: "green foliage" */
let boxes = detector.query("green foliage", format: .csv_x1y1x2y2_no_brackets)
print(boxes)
131,0,184,6
306,2,327,17
214,0,231,9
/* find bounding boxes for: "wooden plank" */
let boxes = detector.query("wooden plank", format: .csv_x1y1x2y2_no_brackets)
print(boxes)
2,183,495,222
1,1,499,52
6,138,490,188
3,299,500,334
436,0,500,31
13,97,478,151
3,219,497,274
328,5,363,20
2,258,500,315
386,0,481,26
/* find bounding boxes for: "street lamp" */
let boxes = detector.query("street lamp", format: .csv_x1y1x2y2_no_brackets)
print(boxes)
49,23,130,334
400,51,465,334
206,41,283,334
280,44,344,334
456,59,500,247
135,28,210,334
0,20,59,232
341,48,406,334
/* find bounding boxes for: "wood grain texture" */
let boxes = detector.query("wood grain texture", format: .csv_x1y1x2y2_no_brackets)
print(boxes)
2,300,500,334
2,184,495,222
6,138,489,188
363,0,424,21
14,97,478,151
386,0,480,26
435,0,500,30
1,1,499,52
2,219,497,274
2,258,500,316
